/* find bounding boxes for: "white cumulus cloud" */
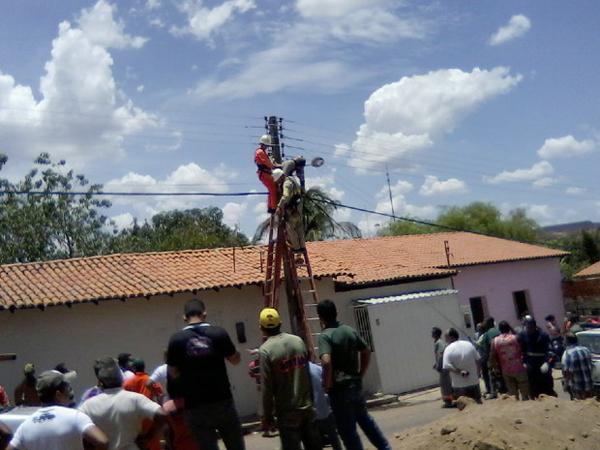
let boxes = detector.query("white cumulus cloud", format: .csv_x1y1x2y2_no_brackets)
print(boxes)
537,135,596,159
171,0,256,43
222,202,248,227
345,67,521,171
485,161,554,184
374,180,436,219
489,14,531,46
79,0,148,49
105,162,236,216
419,176,467,196
0,0,156,167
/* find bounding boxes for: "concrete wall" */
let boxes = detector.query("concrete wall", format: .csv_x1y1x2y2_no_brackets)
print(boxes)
365,292,463,394
0,276,453,414
0,286,270,417
454,258,565,330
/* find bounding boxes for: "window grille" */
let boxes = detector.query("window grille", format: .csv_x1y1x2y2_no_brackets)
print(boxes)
353,306,375,352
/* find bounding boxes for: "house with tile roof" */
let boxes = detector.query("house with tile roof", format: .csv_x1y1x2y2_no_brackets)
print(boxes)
0,232,567,414
563,261,600,316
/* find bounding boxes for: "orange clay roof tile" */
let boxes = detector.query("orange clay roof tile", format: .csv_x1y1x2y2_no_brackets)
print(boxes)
574,261,600,279
0,232,567,310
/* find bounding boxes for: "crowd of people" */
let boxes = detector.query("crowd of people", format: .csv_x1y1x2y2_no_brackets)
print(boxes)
431,312,595,407
0,298,392,450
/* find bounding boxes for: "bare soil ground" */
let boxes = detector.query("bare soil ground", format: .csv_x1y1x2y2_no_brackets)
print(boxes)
392,394,600,450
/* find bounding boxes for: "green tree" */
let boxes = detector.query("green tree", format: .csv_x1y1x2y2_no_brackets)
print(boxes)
252,187,362,243
581,230,600,264
110,207,249,253
0,153,112,263
378,202,540,242
377,219,436,236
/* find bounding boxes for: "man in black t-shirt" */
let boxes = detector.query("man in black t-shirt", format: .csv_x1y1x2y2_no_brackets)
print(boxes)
167,298,245,450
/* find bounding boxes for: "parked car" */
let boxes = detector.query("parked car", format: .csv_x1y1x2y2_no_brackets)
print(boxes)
575,329,600,396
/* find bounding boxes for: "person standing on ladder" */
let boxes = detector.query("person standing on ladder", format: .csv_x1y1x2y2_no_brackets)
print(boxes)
255,134,281,214
271,168,305,262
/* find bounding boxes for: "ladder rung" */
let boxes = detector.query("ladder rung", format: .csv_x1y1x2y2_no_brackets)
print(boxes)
302,289,316,293
307,317,320,321
304,303,318,307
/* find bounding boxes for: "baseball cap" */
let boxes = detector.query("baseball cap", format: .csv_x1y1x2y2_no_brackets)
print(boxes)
260,308,281,329
36,370,67,398
94,356,124,386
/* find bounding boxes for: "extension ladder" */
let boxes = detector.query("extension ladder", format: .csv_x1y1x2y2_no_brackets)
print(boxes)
263,215,321,359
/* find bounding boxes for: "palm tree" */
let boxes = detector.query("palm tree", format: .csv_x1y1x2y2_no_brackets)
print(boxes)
252,187,362,244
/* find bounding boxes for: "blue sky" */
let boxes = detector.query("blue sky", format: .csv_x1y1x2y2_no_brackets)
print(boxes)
1,0,599,236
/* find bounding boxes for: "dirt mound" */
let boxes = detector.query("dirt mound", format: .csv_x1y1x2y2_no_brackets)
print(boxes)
393,395,600,450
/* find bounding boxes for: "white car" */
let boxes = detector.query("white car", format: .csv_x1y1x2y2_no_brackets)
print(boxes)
575,329,600,395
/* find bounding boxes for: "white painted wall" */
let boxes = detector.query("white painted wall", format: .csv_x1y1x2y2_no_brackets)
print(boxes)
0,286,271,417
0,276,454,414
365,292,464,394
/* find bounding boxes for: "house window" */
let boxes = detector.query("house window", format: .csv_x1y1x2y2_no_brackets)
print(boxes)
513,290,530,320
353,306,375,352
469,296,487,326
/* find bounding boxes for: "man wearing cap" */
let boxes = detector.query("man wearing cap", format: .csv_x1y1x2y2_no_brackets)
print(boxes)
167,298,244,450
255,134,281,214
8,370,108,450
258,307,321,450
517,316,557,398
80,357,166,450
14,363,40,407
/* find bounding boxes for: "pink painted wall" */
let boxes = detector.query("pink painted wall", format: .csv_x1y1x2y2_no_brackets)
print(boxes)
453,257,565,330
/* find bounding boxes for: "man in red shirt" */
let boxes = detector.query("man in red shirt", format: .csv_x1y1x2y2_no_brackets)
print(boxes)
254,134,280,214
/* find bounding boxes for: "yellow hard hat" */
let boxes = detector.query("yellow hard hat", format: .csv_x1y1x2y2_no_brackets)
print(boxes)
260,308,281,329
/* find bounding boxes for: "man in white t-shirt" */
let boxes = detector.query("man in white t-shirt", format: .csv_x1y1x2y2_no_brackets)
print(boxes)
442,328,482,404
8,370,108,450
80,357,166,450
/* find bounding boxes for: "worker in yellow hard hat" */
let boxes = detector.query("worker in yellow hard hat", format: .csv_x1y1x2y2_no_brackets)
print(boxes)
258,308,320,449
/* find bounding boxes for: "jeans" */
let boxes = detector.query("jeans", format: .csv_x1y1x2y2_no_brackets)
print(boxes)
316,414,343,450
278,409,322,450
329,384,391,450
184,399,245,450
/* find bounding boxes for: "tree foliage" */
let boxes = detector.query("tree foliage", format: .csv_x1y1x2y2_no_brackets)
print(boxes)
109,207,248,253
253,187,362,243
378,202,540,242
0,153,111,263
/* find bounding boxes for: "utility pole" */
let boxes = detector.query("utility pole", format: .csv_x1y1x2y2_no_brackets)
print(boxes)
386,164,396,220
266,116,283,164
265,115,303,338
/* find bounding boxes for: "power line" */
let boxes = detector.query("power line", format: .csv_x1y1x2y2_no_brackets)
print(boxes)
0,191,267,197
0,188,566,248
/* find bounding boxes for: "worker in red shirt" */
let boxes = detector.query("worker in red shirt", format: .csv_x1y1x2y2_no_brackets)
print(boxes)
255,134,281,214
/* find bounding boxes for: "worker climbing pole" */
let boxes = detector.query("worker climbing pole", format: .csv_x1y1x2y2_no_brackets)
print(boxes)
255,116,323,358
